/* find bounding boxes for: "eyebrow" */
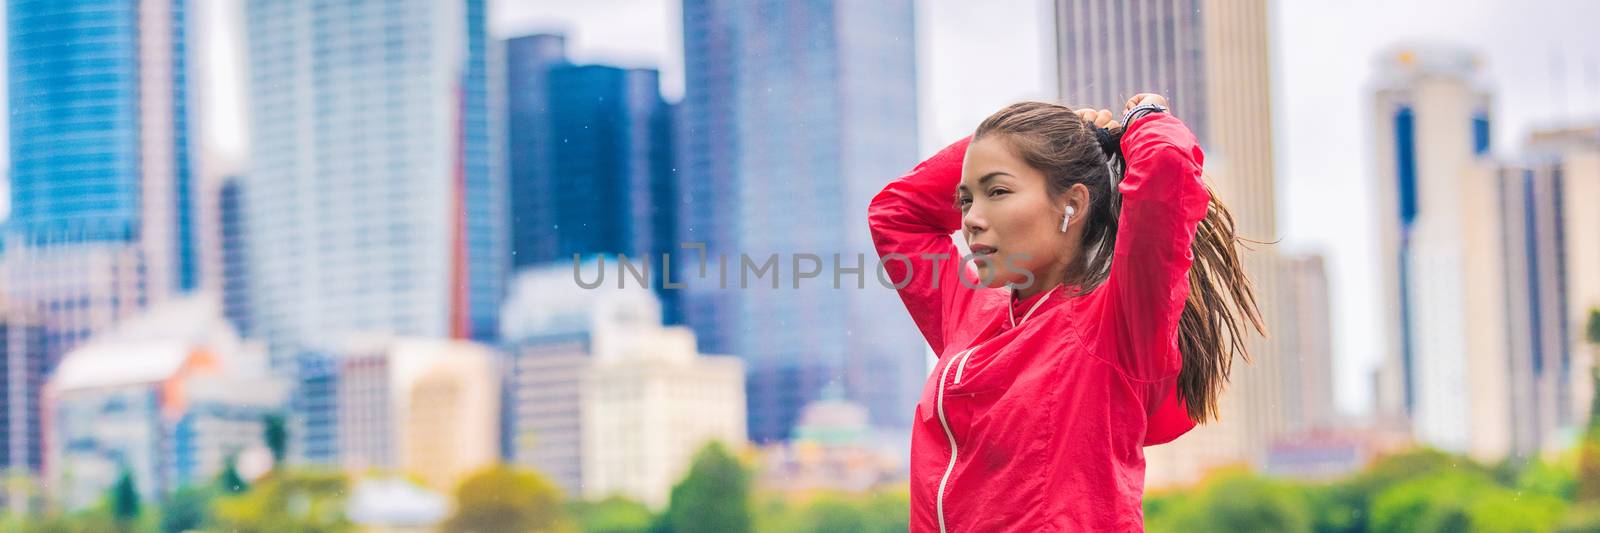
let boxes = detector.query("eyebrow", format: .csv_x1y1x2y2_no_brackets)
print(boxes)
958,171,1015,192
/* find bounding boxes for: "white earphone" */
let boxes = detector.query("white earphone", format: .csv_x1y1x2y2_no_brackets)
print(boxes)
1060,205,1076,232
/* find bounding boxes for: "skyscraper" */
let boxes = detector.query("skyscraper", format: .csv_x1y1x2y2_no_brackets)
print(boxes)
1490,158,1574,456
242,0,504,359
5,0,202,358
1523,126,1600,438
1277,254,1336,434
679,0,925,442
1055,0,1210,141
1372,46,1509,459
547,65,676,265
504,36,679,320
1053,0,1284,484
1478,124,1600,456
506,34,569,269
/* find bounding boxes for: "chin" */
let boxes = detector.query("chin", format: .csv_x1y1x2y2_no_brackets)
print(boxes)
968,266,998,289
970,267,1016,289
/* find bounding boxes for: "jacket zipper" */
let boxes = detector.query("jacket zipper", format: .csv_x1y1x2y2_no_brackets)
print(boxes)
935,347,977,533
933,287,1056,529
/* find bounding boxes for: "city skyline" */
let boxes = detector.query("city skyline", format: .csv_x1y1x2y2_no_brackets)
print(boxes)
449,0,1600,419
5,1,1599,417
3,1,1598,523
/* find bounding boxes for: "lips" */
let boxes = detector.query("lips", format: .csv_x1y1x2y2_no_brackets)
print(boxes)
970,243,998,257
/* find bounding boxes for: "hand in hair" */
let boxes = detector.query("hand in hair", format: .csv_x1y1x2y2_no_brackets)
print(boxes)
1074,108,1119,129
1124,93,1169,112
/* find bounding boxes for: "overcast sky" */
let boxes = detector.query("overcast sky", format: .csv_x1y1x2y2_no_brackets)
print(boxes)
7,0,1599,417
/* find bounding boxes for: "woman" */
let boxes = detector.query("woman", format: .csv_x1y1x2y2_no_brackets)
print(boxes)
867,93,1264,531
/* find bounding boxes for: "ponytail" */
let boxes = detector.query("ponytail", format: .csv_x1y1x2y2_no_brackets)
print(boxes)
1175,188,1266,422
1097,123,1266,424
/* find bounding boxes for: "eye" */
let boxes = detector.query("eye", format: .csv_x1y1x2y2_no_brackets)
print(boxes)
957,195,973,210
987,188,1010,198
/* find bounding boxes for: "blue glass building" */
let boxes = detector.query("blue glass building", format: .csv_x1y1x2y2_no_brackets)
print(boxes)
505,36,679,320
7,0,199,292
679,0,924,442
546,66,677,263
506,34,569,269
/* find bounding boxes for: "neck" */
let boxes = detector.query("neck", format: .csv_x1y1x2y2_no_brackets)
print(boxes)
1013,267,1066,300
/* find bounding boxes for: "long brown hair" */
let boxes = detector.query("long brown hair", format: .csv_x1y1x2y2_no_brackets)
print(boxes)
973,101,1266,423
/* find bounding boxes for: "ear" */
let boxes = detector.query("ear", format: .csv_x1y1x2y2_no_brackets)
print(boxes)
1056,183,1092,220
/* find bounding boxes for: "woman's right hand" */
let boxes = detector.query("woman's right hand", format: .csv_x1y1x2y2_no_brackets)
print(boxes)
1124,93,1169,113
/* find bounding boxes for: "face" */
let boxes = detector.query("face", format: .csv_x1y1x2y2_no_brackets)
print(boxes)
958,136,1081,289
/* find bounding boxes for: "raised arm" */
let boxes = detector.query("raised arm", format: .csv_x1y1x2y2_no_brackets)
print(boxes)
1100,111,1209,381
868,137,981,354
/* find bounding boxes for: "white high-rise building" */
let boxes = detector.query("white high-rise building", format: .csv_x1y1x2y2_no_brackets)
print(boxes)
1371,46,1512,459
241,0,505,363
1524,126,1600,442
1500,125,1600,454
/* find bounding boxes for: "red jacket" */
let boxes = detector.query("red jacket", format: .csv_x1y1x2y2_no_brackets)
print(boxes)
867,112,1208,531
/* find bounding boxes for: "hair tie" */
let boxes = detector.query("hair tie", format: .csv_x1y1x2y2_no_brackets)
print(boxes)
1092,127,1117,157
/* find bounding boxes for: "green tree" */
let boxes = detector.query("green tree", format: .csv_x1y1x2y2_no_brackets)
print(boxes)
1587,308,1600,346
263,413,289,468
747,488,907,533
159,485,215,533
1580,308,1600,503
109,468,141,526
1146,471,1312,533
1468,488,1567,533
217,454,250,494
1514,453,1578,502
440,464,574,533
1569,308,1600,529
665,441,752,533
211,469,352,532
1300,448,1495,533
1369,470,1565,533
571,496,654,533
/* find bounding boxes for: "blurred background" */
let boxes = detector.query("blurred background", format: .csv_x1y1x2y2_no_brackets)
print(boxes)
1,0,1599,531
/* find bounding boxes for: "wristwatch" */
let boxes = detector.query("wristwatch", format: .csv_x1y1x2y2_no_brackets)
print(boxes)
1123,103,1169,126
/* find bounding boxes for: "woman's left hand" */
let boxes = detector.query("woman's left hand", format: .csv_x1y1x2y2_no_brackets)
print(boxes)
1075,107,1121,130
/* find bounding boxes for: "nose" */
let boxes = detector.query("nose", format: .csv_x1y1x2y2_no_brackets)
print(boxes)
962,208,987,236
